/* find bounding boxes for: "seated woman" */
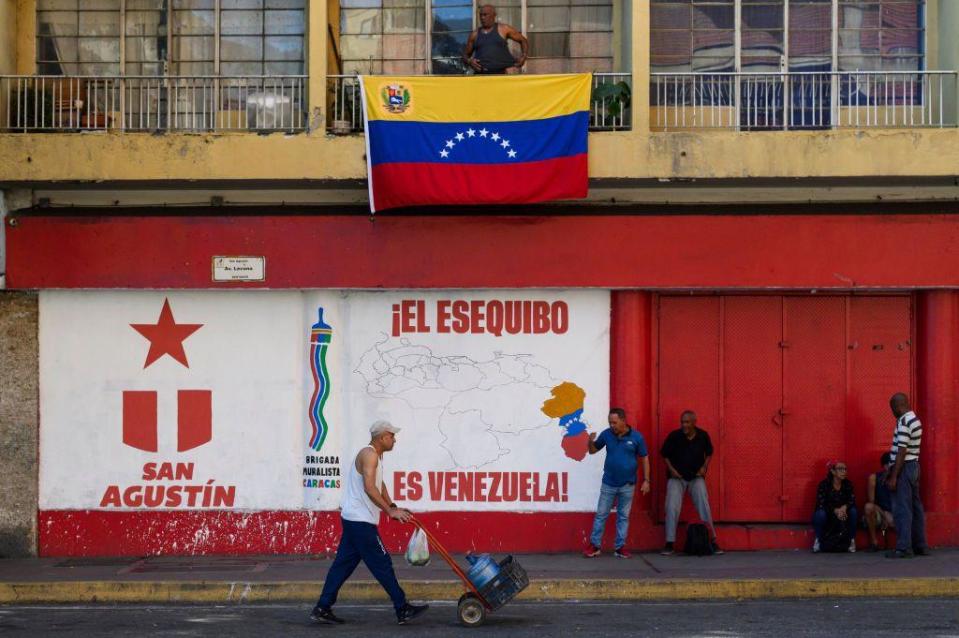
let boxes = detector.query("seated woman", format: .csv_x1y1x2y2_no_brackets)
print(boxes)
812,461,858,553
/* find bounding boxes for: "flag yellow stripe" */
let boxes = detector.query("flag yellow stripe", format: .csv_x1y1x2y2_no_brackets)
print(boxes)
362,73,592,123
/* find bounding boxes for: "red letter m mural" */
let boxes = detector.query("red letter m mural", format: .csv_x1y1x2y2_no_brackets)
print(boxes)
122,390,212,452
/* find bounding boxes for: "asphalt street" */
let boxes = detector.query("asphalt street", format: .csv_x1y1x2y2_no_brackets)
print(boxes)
0,599,958,637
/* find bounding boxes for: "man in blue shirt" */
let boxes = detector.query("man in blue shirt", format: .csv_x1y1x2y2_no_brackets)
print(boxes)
583,407,650,559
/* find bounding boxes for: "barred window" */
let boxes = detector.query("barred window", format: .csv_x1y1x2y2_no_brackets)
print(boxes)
36,0,306,76
839,0,924,71
651,0,924,73
337,0,615,75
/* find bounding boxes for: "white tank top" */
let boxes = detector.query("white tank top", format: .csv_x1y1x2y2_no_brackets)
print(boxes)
340,445,382,524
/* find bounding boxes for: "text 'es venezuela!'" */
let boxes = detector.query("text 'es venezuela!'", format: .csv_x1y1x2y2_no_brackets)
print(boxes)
392,299,569,337
393,471,569,503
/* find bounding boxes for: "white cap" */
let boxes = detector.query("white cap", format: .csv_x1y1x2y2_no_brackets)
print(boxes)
370,420,401,436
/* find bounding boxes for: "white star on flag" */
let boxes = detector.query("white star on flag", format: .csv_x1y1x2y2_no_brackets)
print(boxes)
501,140,510,148
491,132,501,141
479,128,488,137
445,140,455,148
455,132,465,141
466,128,476,137
507,149,517,158
440,149,449,158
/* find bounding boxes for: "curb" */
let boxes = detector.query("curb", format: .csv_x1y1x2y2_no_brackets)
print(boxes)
2,578,958,604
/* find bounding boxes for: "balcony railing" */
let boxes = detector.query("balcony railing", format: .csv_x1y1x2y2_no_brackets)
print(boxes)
0,75,307,132
328,72,633,134
651,71,959,131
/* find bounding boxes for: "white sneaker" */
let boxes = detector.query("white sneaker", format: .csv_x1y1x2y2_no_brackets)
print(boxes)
812,538,820,553
848,538,856,553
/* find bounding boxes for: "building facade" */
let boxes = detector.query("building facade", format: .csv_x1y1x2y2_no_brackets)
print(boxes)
2,0,959,557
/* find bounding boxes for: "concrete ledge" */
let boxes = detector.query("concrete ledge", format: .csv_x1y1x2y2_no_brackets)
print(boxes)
2,578,958,604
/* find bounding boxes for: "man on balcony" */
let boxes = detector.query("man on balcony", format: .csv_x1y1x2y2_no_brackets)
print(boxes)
463,5,528,75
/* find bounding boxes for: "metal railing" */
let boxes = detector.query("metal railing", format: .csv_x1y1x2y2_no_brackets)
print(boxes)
651,71,958,131
327,72,633,134
0,75,307,132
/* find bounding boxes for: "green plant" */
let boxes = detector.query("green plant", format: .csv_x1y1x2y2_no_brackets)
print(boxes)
592,81,632,120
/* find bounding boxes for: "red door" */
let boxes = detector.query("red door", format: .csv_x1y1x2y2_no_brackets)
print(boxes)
657,294,912,523
781,297,846,521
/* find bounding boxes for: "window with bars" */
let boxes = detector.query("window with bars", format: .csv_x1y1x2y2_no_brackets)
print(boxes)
650,0,924,73
36,0,306,76
337,0,615,75
839,0,924,71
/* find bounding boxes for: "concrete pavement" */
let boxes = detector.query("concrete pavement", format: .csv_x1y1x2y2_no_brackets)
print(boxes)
1,549,958,603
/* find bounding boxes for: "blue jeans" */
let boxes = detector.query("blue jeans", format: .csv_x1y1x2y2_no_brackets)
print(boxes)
893,460,928,553
812,507,858,546
589,482,635,549
317,518,407,612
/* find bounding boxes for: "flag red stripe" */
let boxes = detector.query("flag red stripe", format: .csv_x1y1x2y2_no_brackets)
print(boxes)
370,154,588,211
122,391,157,452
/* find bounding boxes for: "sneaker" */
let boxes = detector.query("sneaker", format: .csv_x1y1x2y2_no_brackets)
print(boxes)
310,606,345,624
866,543,881,553
660,542,675,556
396,602,429,625
848,538,856,553
885,549,915,559
914,547,932,556
613,547,631,559
583,544,601,558
812,538,820,553
711,540,725,555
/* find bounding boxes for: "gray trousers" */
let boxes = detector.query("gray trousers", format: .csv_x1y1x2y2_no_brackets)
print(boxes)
665,477,716,543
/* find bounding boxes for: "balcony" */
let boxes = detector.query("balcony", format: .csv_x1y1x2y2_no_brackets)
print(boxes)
0,75,308,133
651,71,959,131
327,73,634,134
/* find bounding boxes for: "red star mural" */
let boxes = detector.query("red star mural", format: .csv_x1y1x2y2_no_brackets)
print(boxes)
131,298,203,369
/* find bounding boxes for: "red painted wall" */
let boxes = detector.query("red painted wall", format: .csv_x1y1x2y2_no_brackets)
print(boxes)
15,213,959,554
9,213,959,289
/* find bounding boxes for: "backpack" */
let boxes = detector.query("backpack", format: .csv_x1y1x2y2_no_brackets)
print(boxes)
683,523,714,556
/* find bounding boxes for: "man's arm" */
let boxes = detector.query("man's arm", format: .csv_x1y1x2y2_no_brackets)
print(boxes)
501,24,528,67
887,449,906,490
664,458,682,479
697,454,711,477
639,455,650,494
867,473,877,504
462,31,482,71
587,431,603,455
358,449,410,522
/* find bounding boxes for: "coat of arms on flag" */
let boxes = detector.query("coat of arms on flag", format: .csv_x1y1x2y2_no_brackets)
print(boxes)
358,73,591,212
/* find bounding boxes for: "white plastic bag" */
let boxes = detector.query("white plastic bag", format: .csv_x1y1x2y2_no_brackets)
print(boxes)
405,528,430,567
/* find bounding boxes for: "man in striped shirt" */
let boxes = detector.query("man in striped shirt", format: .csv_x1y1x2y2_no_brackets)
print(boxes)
884,392,930,558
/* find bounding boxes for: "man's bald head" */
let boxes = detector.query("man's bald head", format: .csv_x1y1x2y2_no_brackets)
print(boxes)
479,4,497,28
890,392,910,418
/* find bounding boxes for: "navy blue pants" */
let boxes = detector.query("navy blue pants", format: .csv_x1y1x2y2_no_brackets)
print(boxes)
812,507,858,549
893,460,928,553
317,518,407,612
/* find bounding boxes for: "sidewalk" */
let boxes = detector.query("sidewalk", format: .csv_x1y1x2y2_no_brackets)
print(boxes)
1,549,958,604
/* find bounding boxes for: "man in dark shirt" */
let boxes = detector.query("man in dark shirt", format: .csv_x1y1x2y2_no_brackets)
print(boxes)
660,410,721,555
864,452,894,552
462,5,528,75
582,408,649,559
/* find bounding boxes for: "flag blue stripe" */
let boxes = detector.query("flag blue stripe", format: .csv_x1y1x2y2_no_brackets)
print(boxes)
367,111,589,166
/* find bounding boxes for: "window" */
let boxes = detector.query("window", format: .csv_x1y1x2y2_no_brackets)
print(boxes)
337,0,615,75
839,0,924,71
650,1,735,73
651,0,924,73
36,0,306,76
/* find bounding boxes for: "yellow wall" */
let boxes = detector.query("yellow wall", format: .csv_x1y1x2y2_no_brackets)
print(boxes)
5,128,959,183
0,0,17,75
4,0,959,186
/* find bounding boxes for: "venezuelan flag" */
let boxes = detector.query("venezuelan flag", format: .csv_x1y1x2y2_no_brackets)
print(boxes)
359,74,591,212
